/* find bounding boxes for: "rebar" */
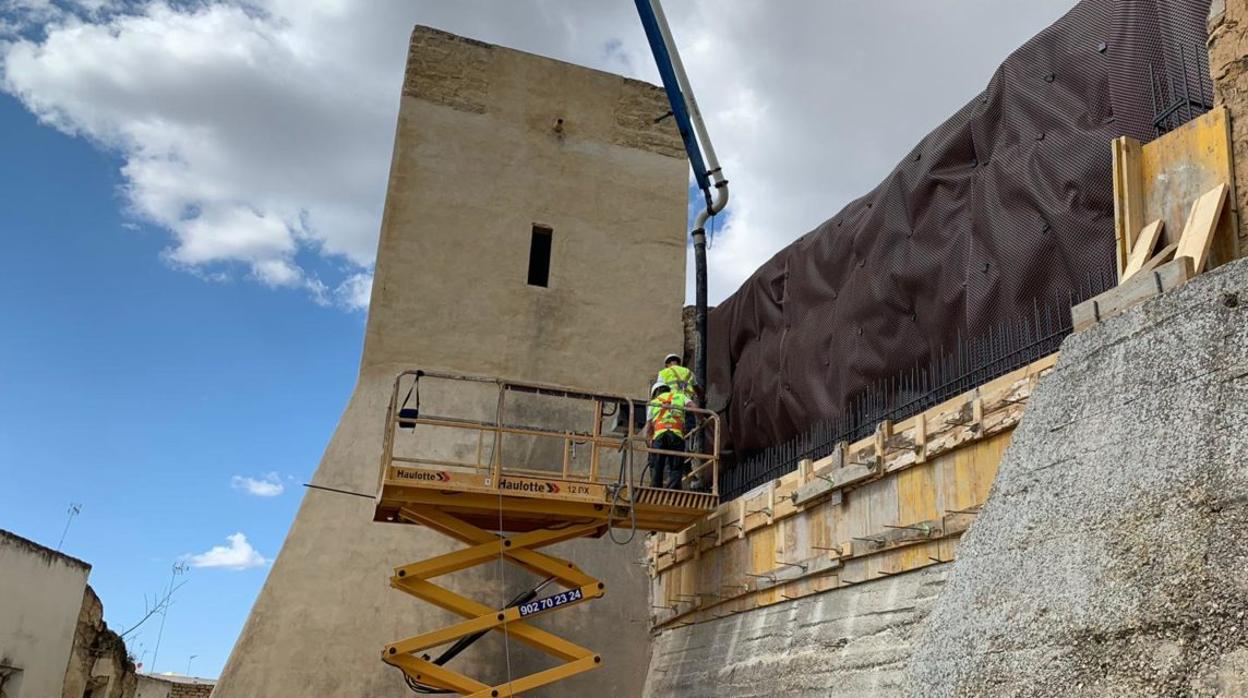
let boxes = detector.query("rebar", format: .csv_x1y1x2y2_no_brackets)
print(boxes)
774,560,808,572
720,272,1107,502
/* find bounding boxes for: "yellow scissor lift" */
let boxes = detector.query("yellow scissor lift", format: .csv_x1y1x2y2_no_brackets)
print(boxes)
373,369,720,697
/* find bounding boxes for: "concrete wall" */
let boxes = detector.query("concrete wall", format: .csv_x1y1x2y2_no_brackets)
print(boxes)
135,676,170,698
214,26,687,698
908,257,1248,696
0,530,91,698
645,565,950,697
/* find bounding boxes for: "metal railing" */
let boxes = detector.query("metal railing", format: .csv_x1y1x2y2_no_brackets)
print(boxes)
1150,42,1215,137
721,268,1117,501
378,369,721,497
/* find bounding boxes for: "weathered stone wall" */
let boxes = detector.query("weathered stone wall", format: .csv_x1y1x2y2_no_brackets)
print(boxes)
168,681,212,697
58,585,101,698
644,565,950,697
1209,0,1248,249
908,256,1248,696
62,586,136,698
215,25,688,698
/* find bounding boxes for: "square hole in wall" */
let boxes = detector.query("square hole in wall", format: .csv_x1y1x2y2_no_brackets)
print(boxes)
527,225,553,287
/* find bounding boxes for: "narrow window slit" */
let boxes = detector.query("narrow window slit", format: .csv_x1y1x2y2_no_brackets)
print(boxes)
527,225,552,287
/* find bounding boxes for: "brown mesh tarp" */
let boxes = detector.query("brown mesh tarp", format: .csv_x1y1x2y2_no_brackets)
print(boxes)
707,0,1212,453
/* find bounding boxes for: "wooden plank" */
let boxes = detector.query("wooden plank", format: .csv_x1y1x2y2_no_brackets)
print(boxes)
1139,106,1238,264
1175,183,1230,274
798,458,813,482
792,475,844,507
1071,257,1195,332
653,509,980,627
914,413,927,464
1138,241,1178,275
1122,219,1165,280
672,353,1060,540
828,491,846,555
1113,136,1145,279
861,477,898,543
808,498,837,554
892,539,940,575
838,488,868,556
949,442,979,513
830,460,878,490
750,526,778,604
897,462,938,526
968,434,1008,504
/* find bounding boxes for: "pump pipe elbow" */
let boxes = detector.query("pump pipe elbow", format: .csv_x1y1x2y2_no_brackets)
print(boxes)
693,182,729,235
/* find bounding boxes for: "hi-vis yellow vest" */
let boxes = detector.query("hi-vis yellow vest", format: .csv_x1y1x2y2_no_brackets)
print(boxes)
659,365,696,398
648,392,689,437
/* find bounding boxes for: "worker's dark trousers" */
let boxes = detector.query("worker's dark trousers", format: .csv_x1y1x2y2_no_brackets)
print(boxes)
648,431,687,490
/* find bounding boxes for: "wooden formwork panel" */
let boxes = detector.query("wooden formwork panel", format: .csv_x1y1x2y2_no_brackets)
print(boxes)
647,353,1058,630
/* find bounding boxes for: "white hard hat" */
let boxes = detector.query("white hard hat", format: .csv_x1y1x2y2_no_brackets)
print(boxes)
651,381,670,396
663,353,681,364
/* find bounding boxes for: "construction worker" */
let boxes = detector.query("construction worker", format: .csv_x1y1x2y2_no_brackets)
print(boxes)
658,352,700,437
645,381,693,490
658,353,699,401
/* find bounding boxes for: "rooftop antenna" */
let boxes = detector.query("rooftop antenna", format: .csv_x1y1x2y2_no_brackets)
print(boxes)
56,502,82,551
150,561,189,672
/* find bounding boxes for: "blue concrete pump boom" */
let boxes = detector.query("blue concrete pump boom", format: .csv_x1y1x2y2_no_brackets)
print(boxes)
633,0,712,207
633,0,729,403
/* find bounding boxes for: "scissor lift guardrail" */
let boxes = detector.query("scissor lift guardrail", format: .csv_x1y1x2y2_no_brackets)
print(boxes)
374,369,719,697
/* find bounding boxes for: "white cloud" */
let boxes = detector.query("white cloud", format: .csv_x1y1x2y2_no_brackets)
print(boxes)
185,532,267,570
231,472,285,497
334,271,373,311
1,0,1079,308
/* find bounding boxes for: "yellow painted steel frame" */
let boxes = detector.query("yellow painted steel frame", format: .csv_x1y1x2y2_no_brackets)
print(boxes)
383,505,607,697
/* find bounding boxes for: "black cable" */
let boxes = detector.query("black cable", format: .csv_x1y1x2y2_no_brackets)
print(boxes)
608,441,639,544
401,577,555,694
302,483,373,499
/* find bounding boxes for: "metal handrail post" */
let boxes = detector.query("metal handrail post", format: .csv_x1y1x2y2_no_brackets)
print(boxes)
378,372,404,495
712,415,720,496
491,381,505,486
589,399,602,483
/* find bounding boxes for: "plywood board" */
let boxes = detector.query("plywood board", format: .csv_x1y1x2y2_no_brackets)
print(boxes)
648,357,1057,629
862,476,899,536
1113,136,1146,278
1176,183,1230,274
968,435,1008,503
1138,242,1178,275
898,462,938,525
949,444,981,513
1122,219,1164,280
750,526,776,573
1139,106,1238,265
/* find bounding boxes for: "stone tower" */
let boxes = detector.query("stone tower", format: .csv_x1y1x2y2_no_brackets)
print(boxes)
212,26,688,697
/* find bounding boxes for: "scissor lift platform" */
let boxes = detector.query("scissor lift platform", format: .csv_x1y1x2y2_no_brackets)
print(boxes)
374,369,719,697
376,466,718,533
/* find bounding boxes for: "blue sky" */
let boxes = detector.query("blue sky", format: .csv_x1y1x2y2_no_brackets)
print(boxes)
0,90,362,676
